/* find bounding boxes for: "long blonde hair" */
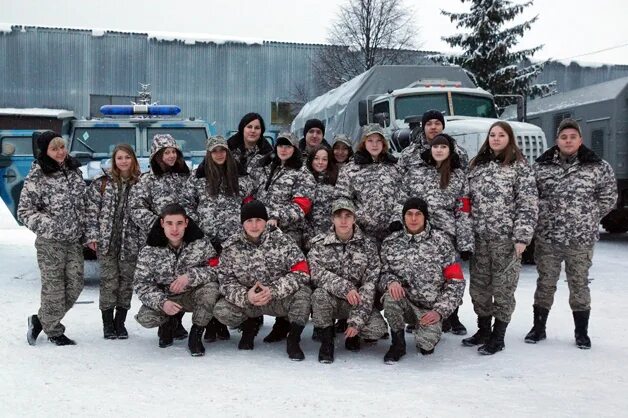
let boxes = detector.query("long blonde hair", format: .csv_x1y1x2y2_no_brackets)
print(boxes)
111,144,141,184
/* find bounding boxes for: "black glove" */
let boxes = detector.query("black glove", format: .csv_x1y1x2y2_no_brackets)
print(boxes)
388,221,403,233
460,251,472,261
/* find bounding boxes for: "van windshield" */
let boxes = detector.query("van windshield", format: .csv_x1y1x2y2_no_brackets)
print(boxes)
71,128,136,155
146,127,208,154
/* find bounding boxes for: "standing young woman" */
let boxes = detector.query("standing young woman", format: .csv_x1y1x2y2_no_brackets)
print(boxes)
131,133,191,339
462,121,538,355
227,112,273,172
332,134,353,167
85,144,141,340
400,133,473,335
305,146,339,246
20,131,86,346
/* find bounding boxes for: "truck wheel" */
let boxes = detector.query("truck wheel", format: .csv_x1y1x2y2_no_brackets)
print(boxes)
601,210,628,234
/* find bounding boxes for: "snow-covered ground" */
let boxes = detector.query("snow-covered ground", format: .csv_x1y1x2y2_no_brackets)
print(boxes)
1,214,627,417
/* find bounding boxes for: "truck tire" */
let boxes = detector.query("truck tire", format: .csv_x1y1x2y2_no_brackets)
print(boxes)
601,209,628,234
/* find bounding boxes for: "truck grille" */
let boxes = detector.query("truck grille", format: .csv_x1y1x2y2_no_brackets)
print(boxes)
516,135,544,164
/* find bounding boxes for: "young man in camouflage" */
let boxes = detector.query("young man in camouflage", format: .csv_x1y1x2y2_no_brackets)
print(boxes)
213,200,312,361
134,204,219,357
20,131,86,346
525,118,617,349
309,198,387,364
379,198,465,363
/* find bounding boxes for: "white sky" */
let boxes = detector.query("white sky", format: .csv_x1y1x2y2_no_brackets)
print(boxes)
2,0,628,65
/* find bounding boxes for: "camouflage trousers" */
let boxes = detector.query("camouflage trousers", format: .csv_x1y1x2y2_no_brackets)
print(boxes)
469,238,521,323
311,288,387,339
533,240,594,311
213,286,312,327
98,253,136,311
383,294,443,351
135,282,219,328
35,237,84,337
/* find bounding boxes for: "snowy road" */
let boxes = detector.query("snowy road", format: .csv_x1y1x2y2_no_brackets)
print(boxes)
1,220,627,417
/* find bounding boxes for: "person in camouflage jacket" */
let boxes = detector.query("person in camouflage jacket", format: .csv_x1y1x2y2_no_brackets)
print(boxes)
19,131,86,346
213,200,312,361
309,198,387,363
463,121,538,356
336,124,401,243
227,113,273,172
379,198,465,363
525,118,617,350
134,204,219,356
85,144,142,340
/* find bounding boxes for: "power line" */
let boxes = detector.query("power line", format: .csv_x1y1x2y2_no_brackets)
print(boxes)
559,42,628,60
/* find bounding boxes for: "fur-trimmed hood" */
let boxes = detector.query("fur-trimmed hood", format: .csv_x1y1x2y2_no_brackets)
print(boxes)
536,144,602,165
353,149,398,165
36,154,82,175
146,216,205,247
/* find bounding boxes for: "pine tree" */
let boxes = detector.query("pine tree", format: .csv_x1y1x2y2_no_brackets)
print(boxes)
439,0,554,104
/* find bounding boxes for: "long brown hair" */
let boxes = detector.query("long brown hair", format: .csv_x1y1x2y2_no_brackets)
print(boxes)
470,121,525,168
356,133,389,158
153,147,190,175
203,148,240,196
111,144,141,184
307,146,338,186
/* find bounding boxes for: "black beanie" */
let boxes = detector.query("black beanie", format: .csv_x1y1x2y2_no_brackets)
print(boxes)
430,133,454,149
304,119,325,136
36,131,62,155
241,200,269,223
422,110,445,133
402,197,429,221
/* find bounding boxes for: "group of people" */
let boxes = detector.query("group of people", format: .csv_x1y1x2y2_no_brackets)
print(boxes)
18,109,617,364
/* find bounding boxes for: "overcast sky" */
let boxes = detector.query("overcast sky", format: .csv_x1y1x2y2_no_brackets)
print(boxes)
2,0,627,65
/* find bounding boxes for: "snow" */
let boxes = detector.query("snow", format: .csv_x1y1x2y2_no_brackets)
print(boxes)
0,107,74,118
0,23,13,33
146,31,263,46
1,215,627,416
91,29,105,37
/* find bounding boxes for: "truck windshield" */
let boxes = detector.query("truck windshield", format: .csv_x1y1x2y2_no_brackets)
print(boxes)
146,128,208,154
395,94,449,121
71,128,136,155
451,94,497,118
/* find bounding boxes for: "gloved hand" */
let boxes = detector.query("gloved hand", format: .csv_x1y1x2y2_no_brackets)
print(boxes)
388,221,403,233
460,251,472,261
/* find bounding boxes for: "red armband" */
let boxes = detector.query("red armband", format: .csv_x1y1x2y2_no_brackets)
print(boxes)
208,257,220,267
242,195,254,205
293,196,312,215
458,197,471,213
443,263,464,280
290,260,310,276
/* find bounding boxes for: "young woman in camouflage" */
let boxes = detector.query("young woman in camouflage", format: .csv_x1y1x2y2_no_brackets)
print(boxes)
227,112,272,172
336,124,401,244
20,131,86,346
85,144,141,340
130,133,191,340
400,133,473,336
463,121,538,355
331,134,353,167
182,135,255,343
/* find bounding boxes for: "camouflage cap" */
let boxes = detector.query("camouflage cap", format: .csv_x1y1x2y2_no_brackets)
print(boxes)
557,118,582,137
275,131,299,148
332,134,352,148
150,134,180,160
206,135,228,152
331,198,356,215
361,123,388,142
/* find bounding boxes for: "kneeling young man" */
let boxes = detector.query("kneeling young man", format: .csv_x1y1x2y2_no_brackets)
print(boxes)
380,198,465,363
309,198,387,363
134,204,220,357
213,200,312,361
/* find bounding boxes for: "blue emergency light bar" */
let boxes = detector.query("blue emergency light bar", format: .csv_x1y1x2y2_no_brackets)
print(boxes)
100,105,181,116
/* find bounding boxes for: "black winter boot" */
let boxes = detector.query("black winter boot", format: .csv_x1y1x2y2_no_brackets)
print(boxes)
114,308,128,339
173,312,188,340
442,316,452,333
525,305,549,344
462,316,492,346
405,323,416,334
48,334,76,346
335,319,348,333
204,319,217,343
27,314,43,346
345,335,361,352
263,316,290,343
102,309,117,339
318,326,335,364
214,318,231,340
478,319,508,355
573,310,591,349
449,307,468,335
158,317,175,348
286,323,305,361
188,324,206,357
384,330,407,364
238,318,260,350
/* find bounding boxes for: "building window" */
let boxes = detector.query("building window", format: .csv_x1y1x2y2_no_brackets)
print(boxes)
90,94,139,117
271,102,298,126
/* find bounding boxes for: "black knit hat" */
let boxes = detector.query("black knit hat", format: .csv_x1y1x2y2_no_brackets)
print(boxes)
241,200,269,223
36,131,62,155
422,110,445,133
402,197,429,221
430,133,453,149
304,119,325,136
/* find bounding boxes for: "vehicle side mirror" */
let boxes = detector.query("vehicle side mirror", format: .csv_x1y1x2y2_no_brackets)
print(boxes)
373,112,389,127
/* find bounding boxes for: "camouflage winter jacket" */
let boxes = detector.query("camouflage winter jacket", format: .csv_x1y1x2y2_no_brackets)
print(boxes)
227,134,273,173
85,171,141,260
400,164,473,253
216,228,310,309
134,236,217,312
183,166,255,246
308,226,380,330
398,132,470,175
468,157,538,244
18,159,86,242
379,224,465,319
305,174,338,246
534,145,617,246
336,150,401,241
